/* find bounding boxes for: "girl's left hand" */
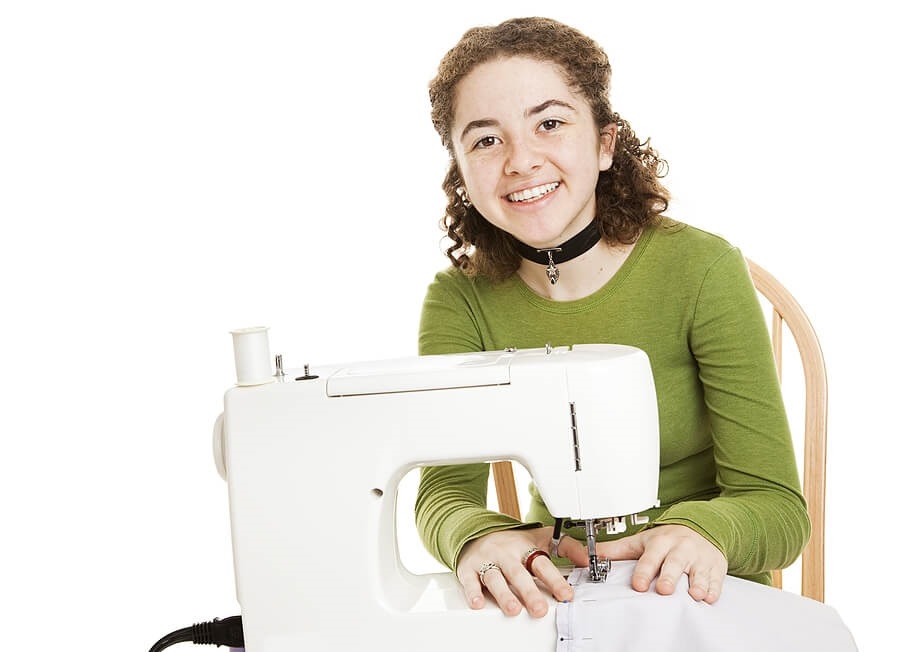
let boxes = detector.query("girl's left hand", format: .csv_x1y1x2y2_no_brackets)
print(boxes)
593,524,727,604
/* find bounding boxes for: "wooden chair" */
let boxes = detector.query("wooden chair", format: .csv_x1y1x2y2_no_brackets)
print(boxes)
490,258,828,602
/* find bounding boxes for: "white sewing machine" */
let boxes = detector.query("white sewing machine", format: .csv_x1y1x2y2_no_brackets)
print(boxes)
212,342,660,651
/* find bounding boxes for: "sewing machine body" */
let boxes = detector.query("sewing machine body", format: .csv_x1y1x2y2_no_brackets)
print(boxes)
215,344,659,651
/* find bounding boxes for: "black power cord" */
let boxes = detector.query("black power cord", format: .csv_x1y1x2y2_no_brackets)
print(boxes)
149,615,244,652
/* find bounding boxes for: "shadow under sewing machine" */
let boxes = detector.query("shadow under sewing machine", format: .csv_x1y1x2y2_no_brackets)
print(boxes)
212,342,660,652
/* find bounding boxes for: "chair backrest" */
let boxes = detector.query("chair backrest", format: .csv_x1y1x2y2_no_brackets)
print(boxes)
745,258,827,601
490,257,828,602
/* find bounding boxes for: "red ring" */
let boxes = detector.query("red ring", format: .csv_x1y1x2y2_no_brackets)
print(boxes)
524,549,551,575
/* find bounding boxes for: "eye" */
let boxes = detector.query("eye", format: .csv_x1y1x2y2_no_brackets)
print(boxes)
539,118,563,131
473,135,500,150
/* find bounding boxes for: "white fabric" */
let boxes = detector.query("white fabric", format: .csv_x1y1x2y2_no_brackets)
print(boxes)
556,562,857,652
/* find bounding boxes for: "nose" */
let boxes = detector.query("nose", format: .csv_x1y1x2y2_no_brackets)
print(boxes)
504,136,544,176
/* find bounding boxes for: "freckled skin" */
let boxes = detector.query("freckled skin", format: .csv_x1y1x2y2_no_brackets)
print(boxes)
450,56,614,251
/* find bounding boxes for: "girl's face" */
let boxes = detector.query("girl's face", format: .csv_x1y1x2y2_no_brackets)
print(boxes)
450,56,615,249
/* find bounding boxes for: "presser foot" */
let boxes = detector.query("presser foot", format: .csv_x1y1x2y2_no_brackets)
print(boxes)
565,516,627,583
588,556,611,582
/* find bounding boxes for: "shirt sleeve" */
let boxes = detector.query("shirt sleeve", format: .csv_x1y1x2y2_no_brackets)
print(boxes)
414,271,541,570
652,247,811,575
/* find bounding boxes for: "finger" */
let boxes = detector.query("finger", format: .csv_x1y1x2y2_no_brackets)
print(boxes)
630,544,666,593
654,554,688,596
593,533,646,561
458,569,487,610
687,566,711,602
558,534,589,567
505,564,550,618
702,567,725,605
530,554,574,604
479,566,523,616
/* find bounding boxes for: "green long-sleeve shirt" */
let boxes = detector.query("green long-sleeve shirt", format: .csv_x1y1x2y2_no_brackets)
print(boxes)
414,218,810,585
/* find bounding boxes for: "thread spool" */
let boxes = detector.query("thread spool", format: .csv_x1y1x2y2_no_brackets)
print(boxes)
230,326,275,386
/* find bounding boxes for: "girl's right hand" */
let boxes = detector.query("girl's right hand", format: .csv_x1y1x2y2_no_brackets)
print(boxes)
455,526,589,618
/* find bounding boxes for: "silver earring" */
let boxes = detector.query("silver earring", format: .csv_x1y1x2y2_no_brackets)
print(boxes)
457,186,472,208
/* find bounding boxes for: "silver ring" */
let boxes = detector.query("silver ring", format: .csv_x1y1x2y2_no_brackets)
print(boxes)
550,533,569,558
478,561,501,585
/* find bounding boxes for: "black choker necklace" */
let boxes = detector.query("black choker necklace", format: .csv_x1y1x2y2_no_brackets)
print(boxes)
513,222,602,285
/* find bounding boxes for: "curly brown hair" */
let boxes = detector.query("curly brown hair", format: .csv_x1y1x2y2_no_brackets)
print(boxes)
430,17,670,281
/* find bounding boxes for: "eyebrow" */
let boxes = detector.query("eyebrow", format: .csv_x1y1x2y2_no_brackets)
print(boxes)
459,118,499,141
459,99,578,141
527,99,577,117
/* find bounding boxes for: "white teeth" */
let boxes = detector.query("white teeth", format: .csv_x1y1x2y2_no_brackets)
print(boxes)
507,182,559,203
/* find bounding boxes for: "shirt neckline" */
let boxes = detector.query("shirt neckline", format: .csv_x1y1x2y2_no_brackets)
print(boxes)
511,223,657,313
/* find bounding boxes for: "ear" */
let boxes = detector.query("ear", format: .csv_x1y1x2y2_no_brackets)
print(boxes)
597,123,618,171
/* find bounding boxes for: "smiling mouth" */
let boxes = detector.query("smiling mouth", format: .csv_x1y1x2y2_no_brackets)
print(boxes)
506,182,560,203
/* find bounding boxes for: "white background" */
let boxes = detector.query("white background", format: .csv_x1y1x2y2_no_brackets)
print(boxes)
1,1,896,650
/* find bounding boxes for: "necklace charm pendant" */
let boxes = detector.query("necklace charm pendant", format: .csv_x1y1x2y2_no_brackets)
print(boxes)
515,225,601,287
539,248,562,285
546,260,559,285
